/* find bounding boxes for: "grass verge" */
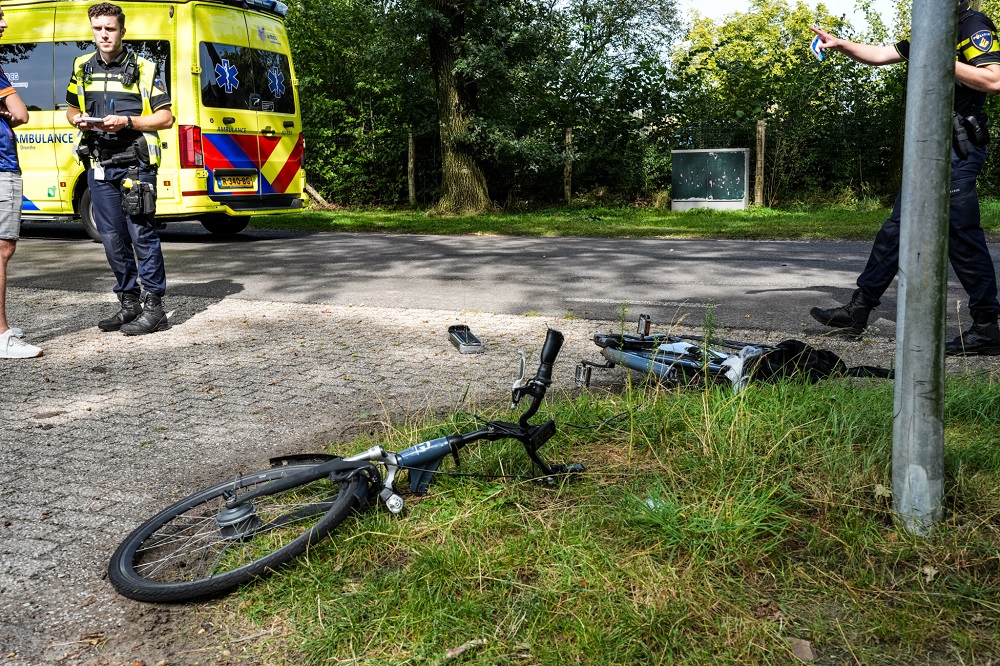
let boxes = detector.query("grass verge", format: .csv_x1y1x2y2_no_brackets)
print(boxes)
248,198,1000,240
226,373,1000,665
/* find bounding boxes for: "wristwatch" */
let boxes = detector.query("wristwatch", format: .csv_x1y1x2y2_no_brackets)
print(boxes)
126,116,133,129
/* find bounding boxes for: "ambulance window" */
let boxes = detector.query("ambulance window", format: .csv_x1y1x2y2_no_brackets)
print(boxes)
253,51,294,115
54,42,103,110
0,43,55,111
52,41,171,110
125,41,171,93
200,43,255,110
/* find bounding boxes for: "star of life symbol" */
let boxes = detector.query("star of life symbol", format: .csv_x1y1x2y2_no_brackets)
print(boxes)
267,67,285,98
214,59,240,94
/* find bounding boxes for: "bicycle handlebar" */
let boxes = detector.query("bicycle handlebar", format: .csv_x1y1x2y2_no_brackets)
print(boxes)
535,328,564,386
515,328,563,427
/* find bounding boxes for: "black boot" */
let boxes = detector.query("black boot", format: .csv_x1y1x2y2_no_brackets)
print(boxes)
120,293,169,336
98,291,142,332
810,289,874,335
945,310,1000,356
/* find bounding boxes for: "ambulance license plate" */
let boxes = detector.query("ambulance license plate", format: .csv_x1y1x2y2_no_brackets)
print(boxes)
217,175,255,189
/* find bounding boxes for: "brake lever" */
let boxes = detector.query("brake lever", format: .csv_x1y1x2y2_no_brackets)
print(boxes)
511,350,527,407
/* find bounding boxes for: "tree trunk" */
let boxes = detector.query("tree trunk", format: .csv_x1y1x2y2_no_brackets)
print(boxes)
427,2,491,216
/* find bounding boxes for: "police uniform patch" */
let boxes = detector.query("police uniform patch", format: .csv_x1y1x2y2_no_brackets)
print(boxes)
972,30,994,52
153,76,167,93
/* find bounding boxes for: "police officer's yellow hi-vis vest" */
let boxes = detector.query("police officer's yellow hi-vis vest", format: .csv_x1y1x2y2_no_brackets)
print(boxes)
72,50,162,168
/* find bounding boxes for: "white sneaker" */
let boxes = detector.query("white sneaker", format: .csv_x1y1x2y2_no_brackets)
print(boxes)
0,330,43,358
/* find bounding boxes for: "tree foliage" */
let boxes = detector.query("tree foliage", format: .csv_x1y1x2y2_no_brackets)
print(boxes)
284,0,1000,207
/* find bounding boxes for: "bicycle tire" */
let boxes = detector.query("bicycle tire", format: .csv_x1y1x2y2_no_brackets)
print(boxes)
108,462,364,603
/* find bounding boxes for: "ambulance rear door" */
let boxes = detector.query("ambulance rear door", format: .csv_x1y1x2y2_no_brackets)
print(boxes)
194,4,261,205
245,15,302,204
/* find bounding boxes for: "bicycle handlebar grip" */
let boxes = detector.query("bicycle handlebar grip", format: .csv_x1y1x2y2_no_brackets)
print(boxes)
535,329,564,385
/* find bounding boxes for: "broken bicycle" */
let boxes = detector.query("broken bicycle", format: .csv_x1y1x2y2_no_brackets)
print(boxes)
108,329,583,603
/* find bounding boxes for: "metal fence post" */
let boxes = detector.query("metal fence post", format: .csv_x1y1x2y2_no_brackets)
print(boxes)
565,128,573,204
893,0,956,535
755,120,765,206
408,132,417,207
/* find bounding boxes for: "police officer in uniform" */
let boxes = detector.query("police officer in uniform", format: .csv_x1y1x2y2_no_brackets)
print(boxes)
809,0,1000,356
67,2,173,335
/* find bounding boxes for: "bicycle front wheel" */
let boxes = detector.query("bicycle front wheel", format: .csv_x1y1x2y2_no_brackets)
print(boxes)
108,462,365,603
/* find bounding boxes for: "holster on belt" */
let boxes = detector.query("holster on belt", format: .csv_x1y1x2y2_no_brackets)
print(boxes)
121,166,157,219
954,112,991,158
953,114,971,159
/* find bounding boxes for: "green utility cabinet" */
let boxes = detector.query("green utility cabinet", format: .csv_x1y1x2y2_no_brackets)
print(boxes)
671,149,749,211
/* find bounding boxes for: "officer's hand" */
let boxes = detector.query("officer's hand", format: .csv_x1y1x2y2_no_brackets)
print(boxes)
96,115,131,132
809,26,841,54
72,113,95,130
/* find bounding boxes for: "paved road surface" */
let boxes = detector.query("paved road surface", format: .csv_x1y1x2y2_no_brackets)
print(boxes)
11,220,923,335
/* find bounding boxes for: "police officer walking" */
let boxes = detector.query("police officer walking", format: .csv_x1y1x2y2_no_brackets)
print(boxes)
809,0,1000,356
67,2,173,335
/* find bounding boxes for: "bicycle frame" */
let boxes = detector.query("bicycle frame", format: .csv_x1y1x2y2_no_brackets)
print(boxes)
245,328,580,518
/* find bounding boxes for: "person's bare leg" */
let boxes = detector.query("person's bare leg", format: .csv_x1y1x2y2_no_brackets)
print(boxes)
0,238,14,334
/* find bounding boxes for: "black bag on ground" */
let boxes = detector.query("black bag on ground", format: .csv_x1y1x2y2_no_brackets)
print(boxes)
748,339,893,383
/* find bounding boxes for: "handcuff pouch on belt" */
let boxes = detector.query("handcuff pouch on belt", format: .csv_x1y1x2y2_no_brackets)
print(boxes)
121,166,157,218
953,113,990,159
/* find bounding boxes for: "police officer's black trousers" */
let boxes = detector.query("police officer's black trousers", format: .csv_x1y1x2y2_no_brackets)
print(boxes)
88,165,166,297
857,142,1000,316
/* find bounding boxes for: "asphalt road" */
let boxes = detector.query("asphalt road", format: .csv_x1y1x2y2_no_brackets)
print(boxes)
14,218,1000,336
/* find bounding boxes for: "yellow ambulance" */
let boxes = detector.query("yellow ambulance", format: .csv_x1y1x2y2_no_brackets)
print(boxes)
1,0,305,239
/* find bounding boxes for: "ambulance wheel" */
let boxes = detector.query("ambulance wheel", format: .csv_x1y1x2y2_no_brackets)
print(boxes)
79,189,102,243
200,215,250,236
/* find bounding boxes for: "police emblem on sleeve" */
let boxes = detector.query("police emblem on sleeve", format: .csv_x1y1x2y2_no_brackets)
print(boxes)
972,30,994,52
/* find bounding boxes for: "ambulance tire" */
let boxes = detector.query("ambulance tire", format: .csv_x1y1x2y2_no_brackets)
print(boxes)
200,215,250,236
79,188,102,243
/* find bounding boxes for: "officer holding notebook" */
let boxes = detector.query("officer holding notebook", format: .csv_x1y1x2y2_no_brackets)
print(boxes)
67,2,174,335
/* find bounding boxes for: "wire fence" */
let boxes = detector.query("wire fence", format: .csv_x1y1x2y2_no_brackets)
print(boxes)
305,115,910,207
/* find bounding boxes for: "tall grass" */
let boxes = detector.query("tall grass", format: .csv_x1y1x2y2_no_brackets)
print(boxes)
227,376,1000,665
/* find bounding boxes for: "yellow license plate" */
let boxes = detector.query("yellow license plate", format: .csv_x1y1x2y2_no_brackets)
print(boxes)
217,176,255,189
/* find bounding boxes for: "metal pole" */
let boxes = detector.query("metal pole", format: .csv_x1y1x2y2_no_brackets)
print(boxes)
893,0,956,535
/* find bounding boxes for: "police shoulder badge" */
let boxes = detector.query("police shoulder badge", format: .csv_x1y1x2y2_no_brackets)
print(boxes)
972,29,994,52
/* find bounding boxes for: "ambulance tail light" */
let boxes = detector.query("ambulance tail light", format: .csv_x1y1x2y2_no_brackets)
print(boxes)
296,133,305,167
178,125,204,168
